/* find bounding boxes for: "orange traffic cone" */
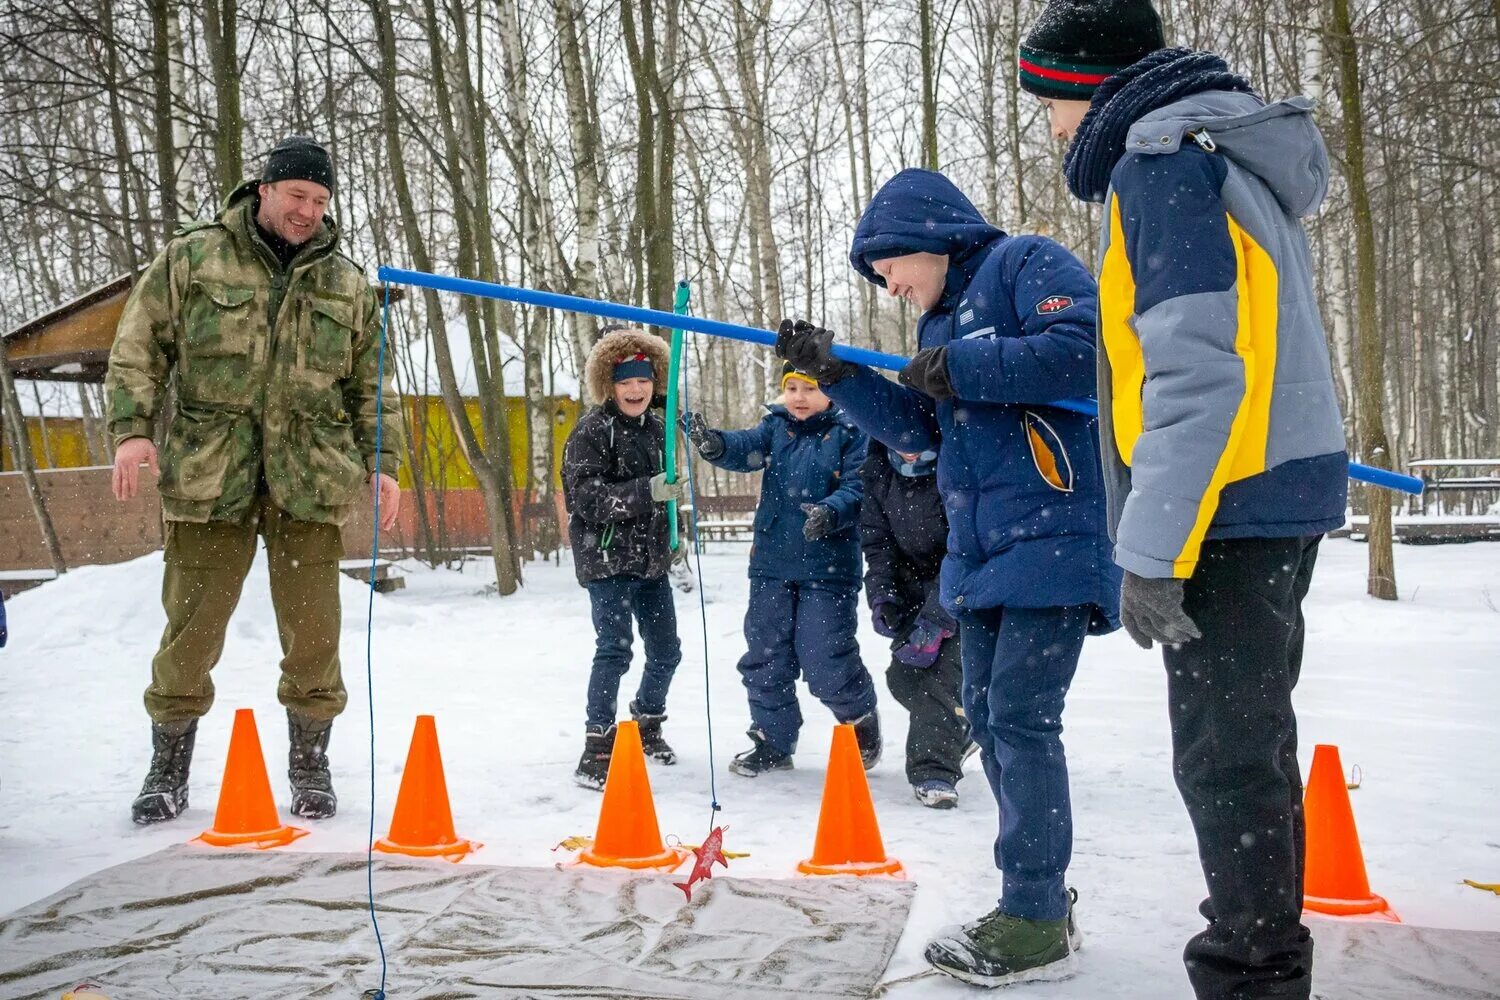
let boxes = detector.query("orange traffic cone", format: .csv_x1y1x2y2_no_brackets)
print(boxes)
797,724,904,877
373,715,480,861
576,721,689,871
1303,744,1398,921
196,708,308,849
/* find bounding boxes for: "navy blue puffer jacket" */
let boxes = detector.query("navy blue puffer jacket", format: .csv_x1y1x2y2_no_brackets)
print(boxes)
830,168,1119,630
705,404,867,585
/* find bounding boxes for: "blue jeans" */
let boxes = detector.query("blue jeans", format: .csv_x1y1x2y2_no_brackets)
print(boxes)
737,578,877,754
584,574,681,729
959,604,1090,921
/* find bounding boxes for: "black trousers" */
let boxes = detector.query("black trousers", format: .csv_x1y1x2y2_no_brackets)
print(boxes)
885,635,967,785
1165,535,1321,1000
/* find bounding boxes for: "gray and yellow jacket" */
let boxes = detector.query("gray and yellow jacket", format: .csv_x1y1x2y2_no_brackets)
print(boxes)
1088,88,1347,579
106,181,402,526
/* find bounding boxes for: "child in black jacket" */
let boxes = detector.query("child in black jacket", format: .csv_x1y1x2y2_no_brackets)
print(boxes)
860,441,967,808
561,329,686,789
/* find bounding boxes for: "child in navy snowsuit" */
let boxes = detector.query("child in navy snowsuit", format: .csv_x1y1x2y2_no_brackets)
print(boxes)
777,168,1119,985
685,364,879,775
562,329,686,790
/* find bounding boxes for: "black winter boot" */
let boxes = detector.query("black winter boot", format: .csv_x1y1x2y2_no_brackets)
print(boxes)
630,702,676,765
729,728,793,777
131,719,198,825
288,712,337,819
574,724,616,791
851,711,882,770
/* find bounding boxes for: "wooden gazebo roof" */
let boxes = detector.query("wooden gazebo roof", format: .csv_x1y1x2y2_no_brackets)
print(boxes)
4,273,406,385
2,274,134,384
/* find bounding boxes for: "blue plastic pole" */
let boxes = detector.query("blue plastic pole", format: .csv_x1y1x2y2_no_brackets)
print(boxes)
378,267,907,369
377,266,1423,497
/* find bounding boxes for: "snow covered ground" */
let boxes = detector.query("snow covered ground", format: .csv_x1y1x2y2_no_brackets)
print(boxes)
1,538,1496,997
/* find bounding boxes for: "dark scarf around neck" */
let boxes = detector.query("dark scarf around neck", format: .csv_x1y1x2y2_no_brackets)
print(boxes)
1064,48,1255,203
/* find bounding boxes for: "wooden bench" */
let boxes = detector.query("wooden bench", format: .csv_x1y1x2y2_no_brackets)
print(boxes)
1406,459,1500,516
0,568,59,598
1333,515,1500,544
338,558,406,593
686,495,758,546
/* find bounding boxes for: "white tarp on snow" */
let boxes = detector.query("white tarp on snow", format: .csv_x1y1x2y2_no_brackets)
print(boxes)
0,845,915,1000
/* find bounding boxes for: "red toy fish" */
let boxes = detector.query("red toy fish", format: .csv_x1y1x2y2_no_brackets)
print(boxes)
673,825,729,901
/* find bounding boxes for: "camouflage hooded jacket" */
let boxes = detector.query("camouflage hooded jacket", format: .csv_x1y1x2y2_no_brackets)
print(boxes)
106,181,403,526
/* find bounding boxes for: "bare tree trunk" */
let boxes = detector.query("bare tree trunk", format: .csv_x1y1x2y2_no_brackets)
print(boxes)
100,0,142,274
1331,0,1396,601
555,0,604,385
202,0,245,196
147,0,178,231
821,0,877,342
1005,0,1027,227
165,2,196,217
919,0,938,171
369,0,519,594
0,340,66,575
732,1,784,326
621,0,679,316
76,383,106,465
30,383,54,467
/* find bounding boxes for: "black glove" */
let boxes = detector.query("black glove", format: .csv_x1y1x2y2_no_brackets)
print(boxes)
775,319,856,384
870,597,904,639
1119,572,1202,650
800,502,836,541
680,410,724,459
898,346,954,400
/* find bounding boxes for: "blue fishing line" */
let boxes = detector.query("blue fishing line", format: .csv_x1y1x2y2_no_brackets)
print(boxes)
676,328,720,826
362,283,392,1000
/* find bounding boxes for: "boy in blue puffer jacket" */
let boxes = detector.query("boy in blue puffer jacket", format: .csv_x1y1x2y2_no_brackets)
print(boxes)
777,168,1118,986
684,364,879,776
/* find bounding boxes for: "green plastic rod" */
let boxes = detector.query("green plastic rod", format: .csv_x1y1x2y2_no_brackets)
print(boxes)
665,281,691,551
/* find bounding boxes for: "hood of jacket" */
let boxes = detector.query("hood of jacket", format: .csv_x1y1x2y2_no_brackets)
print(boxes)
585,329,671,404
1126,91,1329,218
849,168,1004,286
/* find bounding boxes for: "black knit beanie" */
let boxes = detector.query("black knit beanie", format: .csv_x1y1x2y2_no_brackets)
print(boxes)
1019,0,1166,101
261,136,335,194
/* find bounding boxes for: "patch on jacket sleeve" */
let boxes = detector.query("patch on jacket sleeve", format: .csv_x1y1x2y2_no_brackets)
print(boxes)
1036,294,1074,315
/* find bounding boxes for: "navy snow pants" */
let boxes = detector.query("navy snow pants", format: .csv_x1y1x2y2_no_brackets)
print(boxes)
584,574,682,729
959,603,1090,921
737,577,877,754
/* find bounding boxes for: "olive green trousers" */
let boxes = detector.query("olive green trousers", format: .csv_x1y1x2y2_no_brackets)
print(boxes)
145,499,347,723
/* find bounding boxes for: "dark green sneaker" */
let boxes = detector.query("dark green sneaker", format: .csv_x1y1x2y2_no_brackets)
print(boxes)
925,907,1076,986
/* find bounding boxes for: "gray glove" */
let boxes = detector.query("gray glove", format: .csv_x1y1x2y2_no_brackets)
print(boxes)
800,502,836,541
650,472,686,503
1119,571,1202,650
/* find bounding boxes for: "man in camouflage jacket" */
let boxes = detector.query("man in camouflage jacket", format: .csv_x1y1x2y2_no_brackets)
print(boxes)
106,136,403,825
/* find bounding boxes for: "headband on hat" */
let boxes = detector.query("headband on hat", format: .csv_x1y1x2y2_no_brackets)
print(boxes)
781,367,820,390
612,354,655,383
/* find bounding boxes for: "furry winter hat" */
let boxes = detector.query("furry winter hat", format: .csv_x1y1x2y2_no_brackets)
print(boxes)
585,329,670,403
